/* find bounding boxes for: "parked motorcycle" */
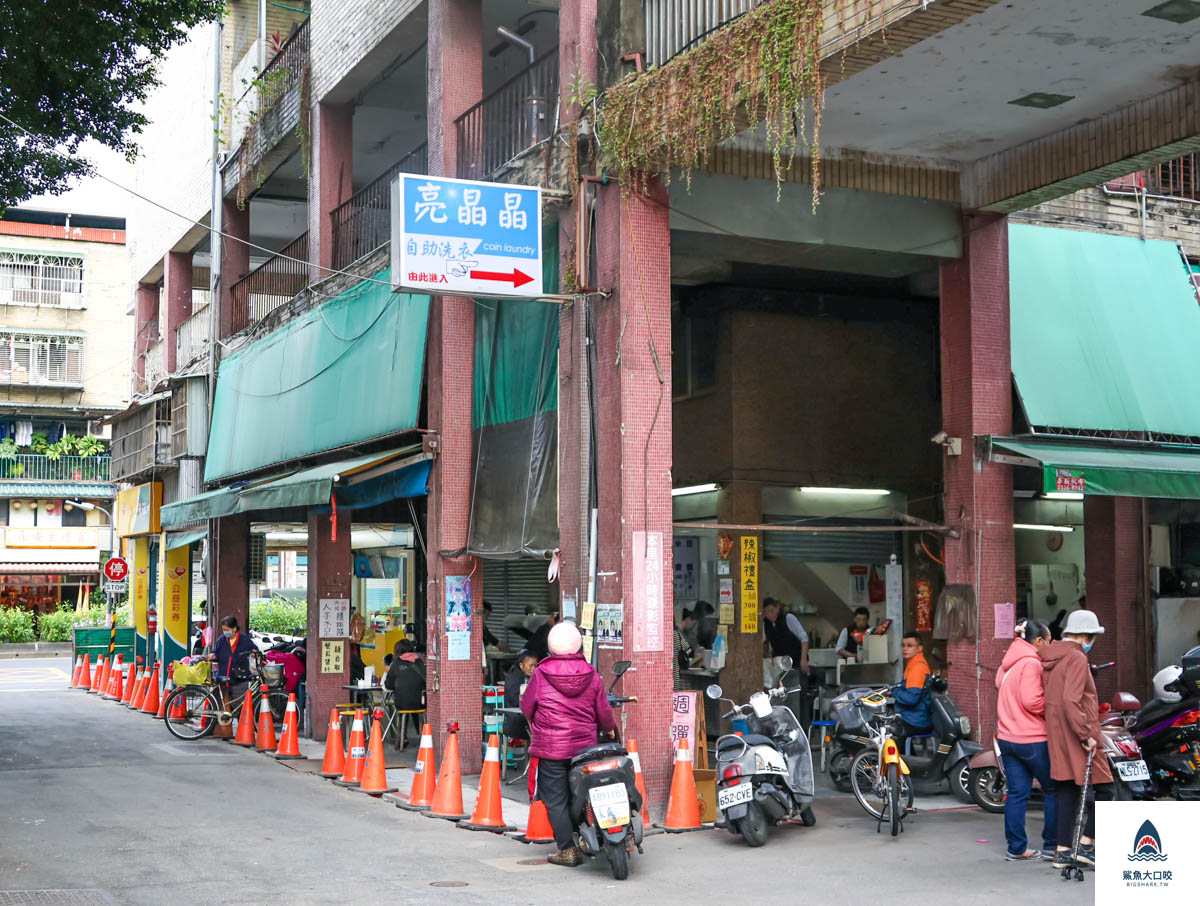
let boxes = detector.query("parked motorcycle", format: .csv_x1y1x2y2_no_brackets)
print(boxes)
566,660,644,880
829,675,979,802
707,662,817,847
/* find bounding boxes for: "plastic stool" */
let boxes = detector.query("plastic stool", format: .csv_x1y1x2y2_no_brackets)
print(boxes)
394,709,425,750
808,720,837,773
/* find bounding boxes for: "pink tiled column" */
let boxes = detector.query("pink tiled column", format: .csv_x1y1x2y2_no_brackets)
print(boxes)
162,251,193,374
1084,496,1147,701
212,514,250,642
307,101,353,280
218,199,250,340
134,282,160,379
424,0,484,772
305,508,352,741
939,213,1016,743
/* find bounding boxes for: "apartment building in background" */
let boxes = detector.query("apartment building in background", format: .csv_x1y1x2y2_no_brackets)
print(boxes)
0,206,131,616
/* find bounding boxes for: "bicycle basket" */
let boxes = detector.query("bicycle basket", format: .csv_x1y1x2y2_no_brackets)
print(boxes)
172,661,211,686
261,662,285,684
833,698,867,730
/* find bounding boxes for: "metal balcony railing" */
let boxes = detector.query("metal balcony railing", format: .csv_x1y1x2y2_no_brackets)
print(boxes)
331,143,428,271
1142,153,1200,200
456,49,558,181
644,0,766,67
175,303,211,369
0,453,111,482
228,231,309,336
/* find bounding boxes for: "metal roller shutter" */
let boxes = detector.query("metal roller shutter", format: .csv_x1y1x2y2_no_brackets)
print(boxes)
761,517,902,565
481,558,555,650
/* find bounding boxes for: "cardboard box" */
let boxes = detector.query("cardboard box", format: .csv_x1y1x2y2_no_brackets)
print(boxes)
694,768,717,824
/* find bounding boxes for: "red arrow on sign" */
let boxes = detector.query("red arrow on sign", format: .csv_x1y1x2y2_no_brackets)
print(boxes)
470,268,534,289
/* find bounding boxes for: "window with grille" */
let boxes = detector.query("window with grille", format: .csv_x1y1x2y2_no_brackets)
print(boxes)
0,331,85,387
0,251,86,308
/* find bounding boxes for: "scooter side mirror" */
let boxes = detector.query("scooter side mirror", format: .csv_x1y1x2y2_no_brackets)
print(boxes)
612,660,631,677
777,656,793,672
706,684,723,700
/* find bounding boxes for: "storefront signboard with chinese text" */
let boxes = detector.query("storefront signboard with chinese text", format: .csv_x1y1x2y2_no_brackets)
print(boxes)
319,598,350,638
630,531,664,652
740,536,759,633
321,640,345,674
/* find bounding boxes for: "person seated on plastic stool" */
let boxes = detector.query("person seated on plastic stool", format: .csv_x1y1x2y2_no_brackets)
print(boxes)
890,632,934,753
504,651,538,763
383,640,425,743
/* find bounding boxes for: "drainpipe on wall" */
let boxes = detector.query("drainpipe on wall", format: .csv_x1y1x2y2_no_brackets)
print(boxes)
258,0,268,73
206,17,224,636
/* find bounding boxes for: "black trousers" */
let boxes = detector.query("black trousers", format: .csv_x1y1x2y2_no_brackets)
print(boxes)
537,758,574,850
1056,779,1112,847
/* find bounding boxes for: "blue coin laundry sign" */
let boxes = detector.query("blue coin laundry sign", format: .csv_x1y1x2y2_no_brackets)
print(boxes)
390,174,543,298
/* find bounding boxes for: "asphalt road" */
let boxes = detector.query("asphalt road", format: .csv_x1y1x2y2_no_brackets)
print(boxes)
0,657,1094,905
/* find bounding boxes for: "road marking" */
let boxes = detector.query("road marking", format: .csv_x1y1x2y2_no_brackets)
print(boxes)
149,742,239,757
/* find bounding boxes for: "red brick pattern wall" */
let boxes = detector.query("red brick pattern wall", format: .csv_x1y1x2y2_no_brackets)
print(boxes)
305,509,352,741
307,101,353,279
424,0,485,772
163,251,193,374
1084,496,1147,701
939,213,1015,743
218,200,250,340
134,283,160,378
212,514,250,639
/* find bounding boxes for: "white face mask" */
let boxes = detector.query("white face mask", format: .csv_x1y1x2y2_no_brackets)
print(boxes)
223,629,235,639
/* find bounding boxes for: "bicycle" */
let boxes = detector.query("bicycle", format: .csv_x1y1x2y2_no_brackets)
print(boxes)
163,656,289,741
847,687,915,837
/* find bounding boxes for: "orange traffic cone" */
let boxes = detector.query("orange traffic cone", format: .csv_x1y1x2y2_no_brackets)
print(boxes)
398,723,437,811
76,653,91,690
155,679,172,719
628,738,651,824
334,709,367,787
425,723,468,821
103,655,124,699
663,737,702,832
70,654,84,687
458,734,515,832
120,666,137,705
95,656,111,696
87,656,106,694
319,708,346,778
254,689,278,752
274,693,303,760
357,709,397,795
231,689,255,746
513,799,556,844
168,680,187,719
104,661,125,701
139,667,160,715
129,669,147,709
213,690,235,739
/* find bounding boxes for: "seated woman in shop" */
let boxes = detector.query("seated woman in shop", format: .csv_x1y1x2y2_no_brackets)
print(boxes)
383,639,425,712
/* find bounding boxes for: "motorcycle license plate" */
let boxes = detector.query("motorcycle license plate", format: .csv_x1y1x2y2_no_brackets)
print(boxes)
589,783,631,829
717,782,754,811
1116,759,1150,782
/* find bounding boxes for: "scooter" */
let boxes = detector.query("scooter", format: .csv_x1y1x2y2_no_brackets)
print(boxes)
566,660,644,880
1114,647,1200,801
829,675,980,802
707,660,817,847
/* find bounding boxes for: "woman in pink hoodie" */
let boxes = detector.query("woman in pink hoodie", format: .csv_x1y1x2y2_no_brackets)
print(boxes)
995,617,1057,862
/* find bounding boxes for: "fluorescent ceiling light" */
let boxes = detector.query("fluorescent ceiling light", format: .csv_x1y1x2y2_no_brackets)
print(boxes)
1013,523,1075,533
1043,492,1084,501
672,483,720,497
800,487,890,496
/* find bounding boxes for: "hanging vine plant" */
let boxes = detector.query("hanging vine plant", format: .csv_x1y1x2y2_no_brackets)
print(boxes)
597,0,826,206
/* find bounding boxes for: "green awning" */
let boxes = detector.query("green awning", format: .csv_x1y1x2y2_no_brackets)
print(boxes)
160,445,422,527
1009,224,1200,438
165,528,207,550
992,437,1200,499
0,482,116,498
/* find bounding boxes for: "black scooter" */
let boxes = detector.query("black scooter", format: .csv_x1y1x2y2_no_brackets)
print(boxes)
566,660,644,880
1119,646,1200,801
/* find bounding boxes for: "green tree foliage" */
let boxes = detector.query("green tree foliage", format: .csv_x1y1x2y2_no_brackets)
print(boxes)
0,607,35,643
249,597,306,635
0,0,225,209
37,609,77,642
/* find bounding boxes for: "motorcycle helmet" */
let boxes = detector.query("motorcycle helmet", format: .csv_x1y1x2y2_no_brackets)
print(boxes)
1152,665,1183,703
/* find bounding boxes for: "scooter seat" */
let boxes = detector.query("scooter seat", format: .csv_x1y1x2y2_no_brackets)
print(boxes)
570,742,628,767
718,733,774,750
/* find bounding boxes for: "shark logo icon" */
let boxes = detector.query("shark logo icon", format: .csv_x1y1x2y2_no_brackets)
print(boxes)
1128,819,1168,862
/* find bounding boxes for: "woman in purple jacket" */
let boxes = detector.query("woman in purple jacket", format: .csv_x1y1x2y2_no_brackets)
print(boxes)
521,621,617,867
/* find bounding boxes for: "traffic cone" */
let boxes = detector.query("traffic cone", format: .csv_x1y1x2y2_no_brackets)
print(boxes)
120,666,137,705
319,708,346,778
254,689,278,752
94,656,110,696
103,655,124,699
335,710,368,787
129,669,147,709
87,656,106,694
425,723,468,821
168,680,187,719
663,737,702,832
213,691,235,739
232,689,256,746
513,799,556,844
397,723,437,811
274,693,303,760
458,734,515,832
77,653,91,690
70,655,84,687
139,667,160,715
104,661,125,701
357,709,397,794
155,679,172,720
627,738,652,824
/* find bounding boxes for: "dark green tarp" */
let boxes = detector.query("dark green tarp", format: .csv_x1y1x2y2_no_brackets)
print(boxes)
992,437,1200,499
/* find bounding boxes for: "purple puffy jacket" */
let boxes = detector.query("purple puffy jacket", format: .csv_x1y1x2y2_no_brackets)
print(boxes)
520,653,617,760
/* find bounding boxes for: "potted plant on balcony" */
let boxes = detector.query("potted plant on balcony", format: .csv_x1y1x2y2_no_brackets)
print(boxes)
0,437,16,478
74,435,105,480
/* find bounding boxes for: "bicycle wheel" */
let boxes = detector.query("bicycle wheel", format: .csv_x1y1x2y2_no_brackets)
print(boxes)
163,686,222,740
851,749,914,820
888,765,901,836
268,690,289,724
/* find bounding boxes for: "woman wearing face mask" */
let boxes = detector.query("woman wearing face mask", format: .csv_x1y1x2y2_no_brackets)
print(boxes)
1040,609,1112,870
208,616,258,703
994,618,1056,862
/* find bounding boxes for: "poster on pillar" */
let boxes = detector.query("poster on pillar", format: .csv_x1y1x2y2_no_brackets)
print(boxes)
740,536,759,634
157,537,190,668
131,537,150,663
445,575,472,661
596,603,624,649
630,531,665,652
391,175,543,298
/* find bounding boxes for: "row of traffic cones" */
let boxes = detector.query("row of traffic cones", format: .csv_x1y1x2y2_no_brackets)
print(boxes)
71,653,174,721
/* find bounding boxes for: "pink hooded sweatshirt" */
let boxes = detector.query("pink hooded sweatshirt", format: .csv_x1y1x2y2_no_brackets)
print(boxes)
995,637,1047,743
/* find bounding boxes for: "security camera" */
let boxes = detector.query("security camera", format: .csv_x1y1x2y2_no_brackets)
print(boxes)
930,431,962,456
930,430,948,445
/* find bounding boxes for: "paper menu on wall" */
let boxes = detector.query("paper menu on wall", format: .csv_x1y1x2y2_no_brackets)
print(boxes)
582,635,594,663
580,601,595,630
993,602,1015,639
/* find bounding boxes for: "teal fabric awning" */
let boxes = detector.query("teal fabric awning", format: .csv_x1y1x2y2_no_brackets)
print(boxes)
205,268,429,482
992,437,1200,499
165,528,207,550
1009,224,1200,438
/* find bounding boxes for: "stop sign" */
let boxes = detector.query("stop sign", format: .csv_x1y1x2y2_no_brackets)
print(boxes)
103,557,128,582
